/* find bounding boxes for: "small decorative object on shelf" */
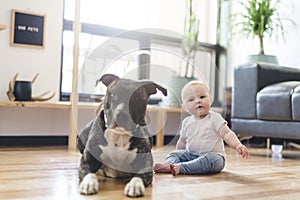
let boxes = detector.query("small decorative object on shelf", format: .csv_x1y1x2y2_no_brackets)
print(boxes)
7,73,55,101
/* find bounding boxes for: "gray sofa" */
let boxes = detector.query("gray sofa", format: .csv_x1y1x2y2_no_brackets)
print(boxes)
231,62,300,140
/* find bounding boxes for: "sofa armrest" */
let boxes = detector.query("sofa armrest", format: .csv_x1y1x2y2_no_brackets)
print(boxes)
232,62,300,119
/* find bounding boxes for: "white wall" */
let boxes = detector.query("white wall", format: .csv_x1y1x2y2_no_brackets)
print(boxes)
0,0,72,136
227,0,300,86
0,0,63,102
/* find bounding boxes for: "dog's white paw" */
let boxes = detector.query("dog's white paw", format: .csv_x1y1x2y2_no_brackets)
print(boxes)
79,173,99,195
124,177,145,197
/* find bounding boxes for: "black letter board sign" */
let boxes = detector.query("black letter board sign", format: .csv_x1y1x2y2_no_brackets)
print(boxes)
10,10,46,49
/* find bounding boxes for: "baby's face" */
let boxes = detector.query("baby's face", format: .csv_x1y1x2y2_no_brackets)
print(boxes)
182,83,212,118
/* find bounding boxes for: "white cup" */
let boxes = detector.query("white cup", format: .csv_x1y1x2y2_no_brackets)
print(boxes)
271,144,283,153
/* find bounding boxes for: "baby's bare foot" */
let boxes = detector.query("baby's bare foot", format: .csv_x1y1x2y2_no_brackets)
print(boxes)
154,163,172,173
170,164,180,176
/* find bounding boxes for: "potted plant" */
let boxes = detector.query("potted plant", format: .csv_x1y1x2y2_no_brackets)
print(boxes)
182,0,199,78
231,0,294,64
164,0,200,106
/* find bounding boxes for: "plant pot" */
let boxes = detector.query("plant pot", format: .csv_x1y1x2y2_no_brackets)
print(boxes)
13,81,32,101
163,76,196,106
247,54,279,64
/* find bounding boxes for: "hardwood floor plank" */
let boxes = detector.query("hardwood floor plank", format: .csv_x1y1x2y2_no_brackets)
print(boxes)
1,145,300,199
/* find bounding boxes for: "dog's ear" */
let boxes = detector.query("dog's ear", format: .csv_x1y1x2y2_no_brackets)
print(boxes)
96,74,120,87
141,81,168,96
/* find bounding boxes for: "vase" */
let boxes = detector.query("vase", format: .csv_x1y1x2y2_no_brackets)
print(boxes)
13,81,32,101
163,76,196,106
247,54,279,64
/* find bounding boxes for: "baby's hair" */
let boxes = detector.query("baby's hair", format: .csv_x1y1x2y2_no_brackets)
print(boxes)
181,80,210,102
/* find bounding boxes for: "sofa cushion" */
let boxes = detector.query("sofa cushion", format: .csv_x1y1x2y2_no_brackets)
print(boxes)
257,81,300,121
292,85,300,121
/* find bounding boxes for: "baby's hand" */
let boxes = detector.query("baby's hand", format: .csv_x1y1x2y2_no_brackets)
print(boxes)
236,144,249,159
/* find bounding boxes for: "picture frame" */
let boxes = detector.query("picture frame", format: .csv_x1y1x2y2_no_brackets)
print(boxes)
10,9,46,49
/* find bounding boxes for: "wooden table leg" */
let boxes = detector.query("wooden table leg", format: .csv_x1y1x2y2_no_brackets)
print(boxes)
155,108,165,147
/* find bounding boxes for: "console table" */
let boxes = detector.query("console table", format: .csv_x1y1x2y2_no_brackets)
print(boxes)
0,101,189,148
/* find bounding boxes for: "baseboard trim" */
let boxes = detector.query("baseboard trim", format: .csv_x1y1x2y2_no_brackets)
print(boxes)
0,136,68,146
0,135,179,147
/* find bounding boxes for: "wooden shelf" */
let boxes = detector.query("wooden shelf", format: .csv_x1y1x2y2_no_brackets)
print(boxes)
0,101,100,109
0,24,7,31
0,101,181,147
0,101,185,111
0,101,222,147
0,101,71,109
147,105,183,112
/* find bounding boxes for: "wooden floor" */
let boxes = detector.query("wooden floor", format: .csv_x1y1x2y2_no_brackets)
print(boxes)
1,145,300,200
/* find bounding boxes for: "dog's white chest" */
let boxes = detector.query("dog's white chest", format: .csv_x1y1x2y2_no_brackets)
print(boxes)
99,128,137,174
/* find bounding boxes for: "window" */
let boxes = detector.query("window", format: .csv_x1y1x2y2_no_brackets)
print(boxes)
61,0,226,105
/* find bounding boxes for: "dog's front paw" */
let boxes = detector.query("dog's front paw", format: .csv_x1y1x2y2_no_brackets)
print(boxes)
79,173,99,195
124,177,145,197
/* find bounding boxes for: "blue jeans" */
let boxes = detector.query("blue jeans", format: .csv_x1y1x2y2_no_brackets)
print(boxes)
165,150,225,175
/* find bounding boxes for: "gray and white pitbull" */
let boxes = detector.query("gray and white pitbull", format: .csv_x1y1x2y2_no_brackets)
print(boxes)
77,74,167,197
